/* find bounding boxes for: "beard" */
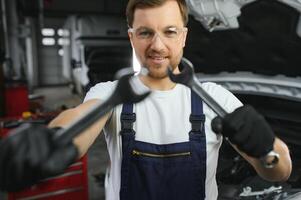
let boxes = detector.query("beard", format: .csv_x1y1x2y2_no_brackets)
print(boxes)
141,49,183,79
147,65,170,79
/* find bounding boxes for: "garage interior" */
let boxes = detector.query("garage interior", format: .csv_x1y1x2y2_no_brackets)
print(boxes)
1,0,301,199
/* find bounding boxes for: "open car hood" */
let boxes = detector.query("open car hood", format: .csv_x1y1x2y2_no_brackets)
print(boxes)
185,0,301,76
184,0,301,102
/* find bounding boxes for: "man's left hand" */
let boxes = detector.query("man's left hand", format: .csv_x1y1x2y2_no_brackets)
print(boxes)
213,105,275,158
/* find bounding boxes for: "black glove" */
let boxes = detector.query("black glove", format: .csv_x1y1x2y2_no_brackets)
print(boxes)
212,105,275,158
0,123,78,192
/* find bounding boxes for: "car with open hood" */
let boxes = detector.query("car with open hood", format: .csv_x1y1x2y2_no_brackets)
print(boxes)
184,0,301,199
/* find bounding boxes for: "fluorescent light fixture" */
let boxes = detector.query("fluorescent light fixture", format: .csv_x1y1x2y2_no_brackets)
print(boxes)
58,49,64,56
42,38,55,46
42,28,55,36
58,38,70,46
58,29,70,37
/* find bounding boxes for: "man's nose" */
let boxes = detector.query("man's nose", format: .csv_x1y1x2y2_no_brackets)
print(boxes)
149,33,166,50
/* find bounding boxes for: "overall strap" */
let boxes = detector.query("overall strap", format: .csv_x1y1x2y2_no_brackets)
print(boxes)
189,90,207,200
190,90,206,134
120,103,136,133
120,103,136,199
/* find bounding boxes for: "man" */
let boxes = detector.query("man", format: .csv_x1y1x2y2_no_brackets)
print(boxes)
0,0,292,199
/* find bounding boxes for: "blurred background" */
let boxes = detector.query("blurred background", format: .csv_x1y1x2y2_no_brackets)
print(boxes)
1,0,301,199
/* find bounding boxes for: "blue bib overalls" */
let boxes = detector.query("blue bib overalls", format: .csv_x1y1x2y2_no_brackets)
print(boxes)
119,91,207,200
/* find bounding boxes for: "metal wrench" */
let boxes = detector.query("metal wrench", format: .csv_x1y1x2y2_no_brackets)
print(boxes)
168,58,279,168
53,68,150,147
0,68,150,192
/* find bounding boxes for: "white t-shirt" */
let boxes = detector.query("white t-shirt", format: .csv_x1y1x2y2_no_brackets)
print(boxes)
84,78,242,200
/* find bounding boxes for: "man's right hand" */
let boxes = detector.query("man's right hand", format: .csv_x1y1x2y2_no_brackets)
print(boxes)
0,123,78,192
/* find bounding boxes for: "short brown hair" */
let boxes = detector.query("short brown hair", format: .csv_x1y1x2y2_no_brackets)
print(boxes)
126,0,188,27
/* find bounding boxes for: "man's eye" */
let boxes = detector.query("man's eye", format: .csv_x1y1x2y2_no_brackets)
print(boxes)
137,31,153,38
164,30,178,38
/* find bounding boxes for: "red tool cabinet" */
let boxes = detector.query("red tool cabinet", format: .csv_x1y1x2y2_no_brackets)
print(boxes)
4,84,29,117
0,123,89,200
8,156,88,200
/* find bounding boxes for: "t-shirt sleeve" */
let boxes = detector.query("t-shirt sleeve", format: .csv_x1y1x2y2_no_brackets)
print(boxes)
201,82,243,114
83,81,118,103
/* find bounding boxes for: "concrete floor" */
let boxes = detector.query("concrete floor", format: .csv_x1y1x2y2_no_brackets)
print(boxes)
87,133,109,200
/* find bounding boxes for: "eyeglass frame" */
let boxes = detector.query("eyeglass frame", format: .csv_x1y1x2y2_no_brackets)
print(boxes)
128,26,188,43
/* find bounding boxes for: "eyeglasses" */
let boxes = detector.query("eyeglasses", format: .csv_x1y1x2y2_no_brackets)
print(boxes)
128,26,187,43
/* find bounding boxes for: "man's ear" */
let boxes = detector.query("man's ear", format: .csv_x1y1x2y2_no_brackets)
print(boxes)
182,28,188,47
128,31,134,48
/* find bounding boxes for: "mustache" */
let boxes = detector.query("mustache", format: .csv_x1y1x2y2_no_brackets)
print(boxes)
146,49,169,57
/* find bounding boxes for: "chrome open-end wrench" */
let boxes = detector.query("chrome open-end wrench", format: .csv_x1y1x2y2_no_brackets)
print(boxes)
0,68,150,192
168,58,279,168
53,68,150,147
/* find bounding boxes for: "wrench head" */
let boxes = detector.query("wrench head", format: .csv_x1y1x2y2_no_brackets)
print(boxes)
114,67,151,104
167,57,195,87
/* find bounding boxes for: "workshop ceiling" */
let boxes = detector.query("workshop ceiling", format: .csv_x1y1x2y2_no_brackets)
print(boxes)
17,0,127,17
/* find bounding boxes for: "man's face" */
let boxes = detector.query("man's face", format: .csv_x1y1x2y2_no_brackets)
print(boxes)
129,0,187,79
